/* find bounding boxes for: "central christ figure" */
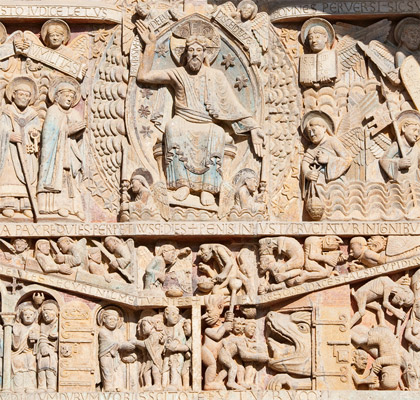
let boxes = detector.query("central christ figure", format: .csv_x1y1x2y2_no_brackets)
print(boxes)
137,22,264,207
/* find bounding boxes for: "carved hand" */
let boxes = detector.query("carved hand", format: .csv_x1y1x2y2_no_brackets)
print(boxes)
9,132,22,144
324,253,339,267
398,157,411,170
371,361,382,374
306,170,320,182
135,20,156,46
316,150,329,164
54,254,65,264
59,265,73,275
251,128,265,158
69,121,86,134
225,311,234,322
14,37,30,53
394,308,405,320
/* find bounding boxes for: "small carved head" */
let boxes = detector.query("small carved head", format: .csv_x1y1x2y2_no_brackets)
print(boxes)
135,1,151,19
237,0,258,21
12,238,29,254
413,299,420,319
244,319,257,338
17,302,38,325
55,85,77,110
41,19,71,49
100,308,122,331
352,349,368,372
301,18,335,53
302,111,335,145
395,18,420,51
391,285,414,308
158,244,178,265
203,295,224,326
35,239,51,256
401,119,420,146
104,236,120,252
185,35,208,72
40,300,59,324
233,317,246,335
57,236,74,254
6,77,37,110
164,305,180,326
349,237,367,259
198,244,213,263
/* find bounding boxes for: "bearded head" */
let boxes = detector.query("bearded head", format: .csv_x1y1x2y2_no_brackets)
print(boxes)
185,35,209,72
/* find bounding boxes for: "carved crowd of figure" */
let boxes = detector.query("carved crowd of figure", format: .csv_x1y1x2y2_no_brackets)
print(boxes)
11,298,59,392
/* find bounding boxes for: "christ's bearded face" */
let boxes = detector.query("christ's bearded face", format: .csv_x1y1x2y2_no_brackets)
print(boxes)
186,43,205,72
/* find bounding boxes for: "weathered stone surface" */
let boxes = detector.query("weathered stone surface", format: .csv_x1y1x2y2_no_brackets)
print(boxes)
0,0,420,397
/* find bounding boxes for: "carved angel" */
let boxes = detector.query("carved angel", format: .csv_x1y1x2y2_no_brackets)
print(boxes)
14,19,88,81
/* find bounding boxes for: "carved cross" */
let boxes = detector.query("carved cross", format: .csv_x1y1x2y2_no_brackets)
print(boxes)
6,277,23,295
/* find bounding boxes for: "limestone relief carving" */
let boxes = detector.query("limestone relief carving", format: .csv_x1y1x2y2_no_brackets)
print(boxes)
3,1,420,398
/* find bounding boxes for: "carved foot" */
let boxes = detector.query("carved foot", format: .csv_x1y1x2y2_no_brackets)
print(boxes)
172,186,190,201
2,209,14,218
201,191,216,206
226,381,245,390
204,381,226,390
58,208,69,217
23,209,33,218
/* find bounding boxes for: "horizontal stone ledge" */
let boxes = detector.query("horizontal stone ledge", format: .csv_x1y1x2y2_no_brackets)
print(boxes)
0,1,121,23
0,391,418,399
2,254,418,308
270,0,420,22
0,221,419,238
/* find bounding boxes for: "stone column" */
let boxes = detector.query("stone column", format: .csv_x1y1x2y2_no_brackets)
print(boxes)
191,298,202,392
1,313,15,391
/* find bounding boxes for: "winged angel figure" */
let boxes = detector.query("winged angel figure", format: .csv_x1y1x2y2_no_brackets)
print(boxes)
13,19,89,81
307,19,402,181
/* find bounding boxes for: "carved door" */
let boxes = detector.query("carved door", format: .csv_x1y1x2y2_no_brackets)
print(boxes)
58,301,95,391
312,305,351,389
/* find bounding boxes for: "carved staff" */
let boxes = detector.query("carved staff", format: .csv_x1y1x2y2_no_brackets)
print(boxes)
91,239,133,283
380,77,406,159
16,140,39,222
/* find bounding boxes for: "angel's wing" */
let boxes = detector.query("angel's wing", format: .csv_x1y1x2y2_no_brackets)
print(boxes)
339,127,365,163
218,1,237,15
68,34,89,63
358,40,399,84
369,132,391,159
151,181,170,221
251,12,270,52
136,245,154,289
335,19,391,44
122,14,136,56
22,30,43,46
335,20,392,78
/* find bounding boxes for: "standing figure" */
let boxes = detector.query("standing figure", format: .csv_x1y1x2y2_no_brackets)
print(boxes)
201,295,233,390
380,110,420,183
162,306,189,390
37,77,86,219
134,314,165,390
12,302,39,392
36,301,59,392
98,307,133,392
0,76,41,218
136,23,264,206
405,299,420,389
